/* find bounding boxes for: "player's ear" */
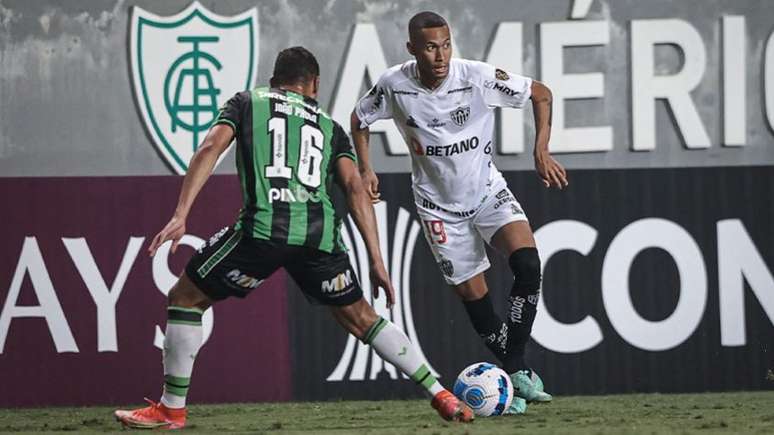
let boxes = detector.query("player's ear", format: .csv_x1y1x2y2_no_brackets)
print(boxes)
313,76,320,96
406,41,415,56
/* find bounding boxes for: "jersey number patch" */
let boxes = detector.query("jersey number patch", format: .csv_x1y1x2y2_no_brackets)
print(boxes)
265,117,324,188
423,220,448,244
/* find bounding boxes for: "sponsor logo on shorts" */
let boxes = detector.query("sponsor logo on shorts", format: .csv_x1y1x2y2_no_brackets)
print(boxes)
427,117,447,128
495,68,510,81
496,189,510,200
511,203,523,215
450,105,470,126
200,226,230,252
425,136,479,157
321,270,354,294
439,258,454,277
268,185,321,204
226,269,263,289
509,295,525,323
421,198,476,218
493,195,515,210
484,80,519,97
528,293,540,305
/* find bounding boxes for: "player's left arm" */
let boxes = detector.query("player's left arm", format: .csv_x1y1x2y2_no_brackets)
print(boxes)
531,80,568,189
148,124,234,256
335,156,396,308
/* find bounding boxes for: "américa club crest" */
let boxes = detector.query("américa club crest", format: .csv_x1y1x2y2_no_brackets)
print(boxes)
130,2,259,174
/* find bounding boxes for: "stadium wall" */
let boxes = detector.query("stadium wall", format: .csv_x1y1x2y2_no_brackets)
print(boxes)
1,0,772,406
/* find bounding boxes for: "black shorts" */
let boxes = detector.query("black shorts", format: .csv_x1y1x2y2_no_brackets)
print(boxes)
185,227,363,306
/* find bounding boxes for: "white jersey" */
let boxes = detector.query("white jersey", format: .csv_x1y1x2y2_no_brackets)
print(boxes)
355,58,532,213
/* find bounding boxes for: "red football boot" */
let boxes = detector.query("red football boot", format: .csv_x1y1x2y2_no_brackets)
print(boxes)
114,398,187,430
432,390,475,422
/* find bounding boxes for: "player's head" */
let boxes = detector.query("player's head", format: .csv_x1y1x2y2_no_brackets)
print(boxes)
406,11,451,85
270,46,320,98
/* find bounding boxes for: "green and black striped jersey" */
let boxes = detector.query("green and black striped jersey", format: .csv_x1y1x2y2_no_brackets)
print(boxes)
213,87,356,253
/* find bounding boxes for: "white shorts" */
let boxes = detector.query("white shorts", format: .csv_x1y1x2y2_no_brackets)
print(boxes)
415,178,528,285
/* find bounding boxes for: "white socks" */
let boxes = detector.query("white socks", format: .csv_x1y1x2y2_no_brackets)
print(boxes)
364,317,444,396
160,306,203,409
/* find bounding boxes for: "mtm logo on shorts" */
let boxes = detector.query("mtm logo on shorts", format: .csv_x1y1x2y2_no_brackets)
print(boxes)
321,270,355,296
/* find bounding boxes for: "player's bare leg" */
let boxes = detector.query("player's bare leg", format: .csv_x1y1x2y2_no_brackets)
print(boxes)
330,298,474,422
114,274,214,430
491,220,552,403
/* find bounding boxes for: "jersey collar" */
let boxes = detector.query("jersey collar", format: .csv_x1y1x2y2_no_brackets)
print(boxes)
410,61,454,95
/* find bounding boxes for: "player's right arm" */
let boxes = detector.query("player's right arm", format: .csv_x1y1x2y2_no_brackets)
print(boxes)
148,92,243,257
351,80,394,203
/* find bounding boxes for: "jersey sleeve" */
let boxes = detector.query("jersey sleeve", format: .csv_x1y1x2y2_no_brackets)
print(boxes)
474,62,533,109
331,122,358,163
213,91,246,133
354,75,393,128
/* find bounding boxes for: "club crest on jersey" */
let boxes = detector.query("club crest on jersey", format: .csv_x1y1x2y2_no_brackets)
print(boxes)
130,2,259,174
495,68,510,81
450,105,470,126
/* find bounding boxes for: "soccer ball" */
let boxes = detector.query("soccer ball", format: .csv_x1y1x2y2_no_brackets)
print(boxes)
452,362,514,416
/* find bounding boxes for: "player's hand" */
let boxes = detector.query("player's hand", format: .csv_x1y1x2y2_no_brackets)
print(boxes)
535,150,568,189
369,263,396,308
148,215,186,257
360,167,381,203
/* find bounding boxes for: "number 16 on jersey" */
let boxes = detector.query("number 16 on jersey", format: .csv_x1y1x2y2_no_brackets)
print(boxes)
265,117,324,188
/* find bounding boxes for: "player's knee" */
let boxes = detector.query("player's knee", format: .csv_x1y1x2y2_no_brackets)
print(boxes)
508,247,541,293
333,299,378,339
167,285,184,307
167,274,212,310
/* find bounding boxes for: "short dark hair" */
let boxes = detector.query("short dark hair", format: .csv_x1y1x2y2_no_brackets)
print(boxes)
408,11,448,39
271,46,320,86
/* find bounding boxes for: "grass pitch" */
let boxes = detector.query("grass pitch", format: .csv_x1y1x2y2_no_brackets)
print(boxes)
0,392,772,434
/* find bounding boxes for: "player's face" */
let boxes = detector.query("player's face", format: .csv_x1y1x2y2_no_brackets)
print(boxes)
410,26,452,84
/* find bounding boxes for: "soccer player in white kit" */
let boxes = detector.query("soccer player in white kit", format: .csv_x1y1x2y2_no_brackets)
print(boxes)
350,11,568,414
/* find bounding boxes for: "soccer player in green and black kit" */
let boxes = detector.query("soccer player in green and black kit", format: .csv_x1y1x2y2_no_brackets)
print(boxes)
114,47,473,430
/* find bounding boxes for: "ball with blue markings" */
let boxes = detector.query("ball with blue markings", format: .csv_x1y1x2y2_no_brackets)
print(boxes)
452,362,514,417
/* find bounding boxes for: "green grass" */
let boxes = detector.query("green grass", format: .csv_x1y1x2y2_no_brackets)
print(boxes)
1,392,773,434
